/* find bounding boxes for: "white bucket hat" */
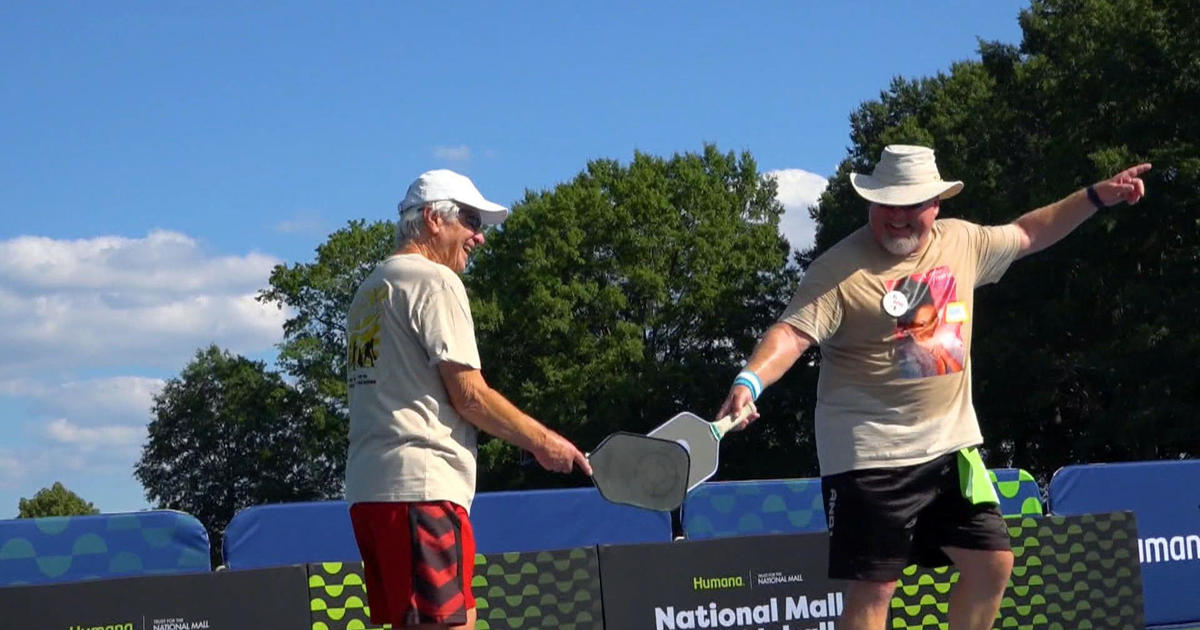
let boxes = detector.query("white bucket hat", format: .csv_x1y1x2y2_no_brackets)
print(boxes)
849,145,963,206
399,169,509,226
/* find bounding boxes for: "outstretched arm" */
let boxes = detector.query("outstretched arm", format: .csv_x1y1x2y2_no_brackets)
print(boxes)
438,361,592,475
1012,163,1151,259
715,322,814,430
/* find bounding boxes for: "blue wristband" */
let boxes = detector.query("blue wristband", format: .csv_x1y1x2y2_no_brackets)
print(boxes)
733,370,762,401
1086,185,1105,210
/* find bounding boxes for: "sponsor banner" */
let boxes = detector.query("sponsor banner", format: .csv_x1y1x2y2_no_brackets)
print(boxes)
0,565,309,629
890,512,1144,629
307,547,603,630
1049,460,1200,627
598,533,846,630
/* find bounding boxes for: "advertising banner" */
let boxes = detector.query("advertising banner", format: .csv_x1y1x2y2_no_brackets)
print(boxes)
0,565,310,629
598,533,847,630
1049,460,1199,627
308,546,604,630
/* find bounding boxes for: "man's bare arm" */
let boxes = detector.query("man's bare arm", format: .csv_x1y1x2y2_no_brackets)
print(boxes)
716,322,815,428
1013,163,1151,258
438,362,591,475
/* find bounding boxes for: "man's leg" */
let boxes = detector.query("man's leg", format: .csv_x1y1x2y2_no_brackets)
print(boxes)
942,546,1013,630
838,579,897,630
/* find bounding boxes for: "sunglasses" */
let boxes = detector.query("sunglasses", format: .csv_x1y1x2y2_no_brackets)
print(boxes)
457,208,483,233
879,199,931,211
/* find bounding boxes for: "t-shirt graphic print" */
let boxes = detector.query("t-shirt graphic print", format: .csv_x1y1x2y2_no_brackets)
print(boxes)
884,265,967,378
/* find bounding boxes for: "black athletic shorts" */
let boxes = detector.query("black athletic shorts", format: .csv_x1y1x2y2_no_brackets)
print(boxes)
821,451,1012,581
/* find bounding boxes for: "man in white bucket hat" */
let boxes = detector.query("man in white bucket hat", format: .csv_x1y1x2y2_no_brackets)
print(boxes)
718,146,1150,630
345,169,592,630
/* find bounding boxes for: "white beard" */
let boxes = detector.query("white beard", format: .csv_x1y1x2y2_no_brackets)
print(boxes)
881,233,921,255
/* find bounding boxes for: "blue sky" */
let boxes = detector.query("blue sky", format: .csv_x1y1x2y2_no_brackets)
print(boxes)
0,2,1028,517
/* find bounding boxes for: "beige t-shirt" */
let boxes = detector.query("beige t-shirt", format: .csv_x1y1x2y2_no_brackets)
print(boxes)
781,219,1022,476
345,253,482,511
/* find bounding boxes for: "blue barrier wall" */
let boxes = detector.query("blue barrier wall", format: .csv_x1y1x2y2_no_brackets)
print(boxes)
471,487,672,552
223,487,671,569
682,478,825,540
0,510,210,586
1049,459,1200,629
222,501,360,570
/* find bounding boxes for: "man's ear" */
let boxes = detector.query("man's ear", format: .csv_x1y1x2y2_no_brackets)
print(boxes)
422,204,443,235
930,198,941,218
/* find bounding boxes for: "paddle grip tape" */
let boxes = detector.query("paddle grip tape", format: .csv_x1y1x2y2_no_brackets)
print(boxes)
733,370,762,401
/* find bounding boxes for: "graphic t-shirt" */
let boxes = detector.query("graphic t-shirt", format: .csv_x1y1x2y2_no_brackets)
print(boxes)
345,254,482,511
780,219,1022,475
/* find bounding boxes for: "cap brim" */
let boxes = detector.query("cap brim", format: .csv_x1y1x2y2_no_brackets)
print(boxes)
401,197,509,226
850,173,963,205
458,199,509,226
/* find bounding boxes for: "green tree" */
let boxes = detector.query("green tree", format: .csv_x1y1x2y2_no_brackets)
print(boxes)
254,219,395,487
810,0,1198,483
258,219,397,417
467,145,818,489
17,482,100,518
255,145,819,491
134,345,343,564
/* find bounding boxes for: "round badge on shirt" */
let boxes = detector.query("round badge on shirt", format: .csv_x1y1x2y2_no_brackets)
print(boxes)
882,290,909,317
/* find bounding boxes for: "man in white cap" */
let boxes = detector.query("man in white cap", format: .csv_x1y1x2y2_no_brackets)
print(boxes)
345,169,592,630
717,146,1150,630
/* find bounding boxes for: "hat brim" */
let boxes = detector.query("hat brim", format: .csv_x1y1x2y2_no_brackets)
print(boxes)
849,173,963,206
457,199,509,226
401,197,509,226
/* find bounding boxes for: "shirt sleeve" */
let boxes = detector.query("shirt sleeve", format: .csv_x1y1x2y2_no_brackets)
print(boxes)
414,279,483,369
779,262,843,345
970,222,1024,286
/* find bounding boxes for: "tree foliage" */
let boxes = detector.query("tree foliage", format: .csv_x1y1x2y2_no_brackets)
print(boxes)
17,482,99,518
254,219,395,486
811,0,1198,484
467,145,819,489
258,219,397,416
134,345,343,563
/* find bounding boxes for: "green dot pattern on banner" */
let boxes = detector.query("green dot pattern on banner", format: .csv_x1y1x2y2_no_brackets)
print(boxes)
988,469,1044,517
887,512,1143,630
307,548,602,630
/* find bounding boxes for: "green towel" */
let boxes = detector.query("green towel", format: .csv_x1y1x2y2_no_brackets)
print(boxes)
957,447,999,505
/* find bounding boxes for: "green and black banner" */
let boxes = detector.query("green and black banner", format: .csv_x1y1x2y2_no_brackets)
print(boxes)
595,512,1143,630
0,565,309,629
890,511,1144,630
0,512,1144,630
308,546,603,630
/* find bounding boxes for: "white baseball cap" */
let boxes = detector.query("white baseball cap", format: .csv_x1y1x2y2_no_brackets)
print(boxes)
399,169,509,226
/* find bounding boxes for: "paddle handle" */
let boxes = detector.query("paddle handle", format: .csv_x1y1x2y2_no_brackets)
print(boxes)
710,402,757,440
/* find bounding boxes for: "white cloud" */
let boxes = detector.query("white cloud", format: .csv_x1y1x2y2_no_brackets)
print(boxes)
0,230,277,294
44,418,145,449
765,169,828,252
433,145,471,162
274,211,327,235
0,231,290,511
5,376,164,426
0,231,288,377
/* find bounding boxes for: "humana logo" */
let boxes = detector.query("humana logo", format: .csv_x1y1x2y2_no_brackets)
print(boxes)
1138,533,1200,564
693,575,745,590
68,624,133,630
